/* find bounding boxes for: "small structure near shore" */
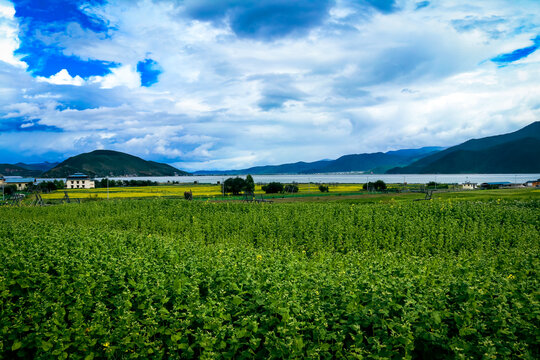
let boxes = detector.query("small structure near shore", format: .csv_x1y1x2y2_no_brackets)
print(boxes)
462,182,477,190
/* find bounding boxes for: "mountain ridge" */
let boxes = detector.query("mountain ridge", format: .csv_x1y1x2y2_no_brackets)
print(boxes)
41,150,189,178
387,122,540,174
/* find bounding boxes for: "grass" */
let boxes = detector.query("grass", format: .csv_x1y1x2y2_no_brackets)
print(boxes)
1,198,538,358
36,184,540,204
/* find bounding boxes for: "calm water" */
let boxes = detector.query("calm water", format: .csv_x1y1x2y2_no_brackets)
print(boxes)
76,174,540,185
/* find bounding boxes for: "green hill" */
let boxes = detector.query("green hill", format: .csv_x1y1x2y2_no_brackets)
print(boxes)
387,122,540,174
42,150,189,178
0,164,41,177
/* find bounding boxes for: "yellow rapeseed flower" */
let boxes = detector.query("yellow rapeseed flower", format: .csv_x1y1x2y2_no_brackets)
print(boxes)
507,274,515,280
103,342,110,348
256,255,262,261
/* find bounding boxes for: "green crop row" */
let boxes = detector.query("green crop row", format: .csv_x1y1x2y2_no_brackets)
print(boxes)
1,199,539,359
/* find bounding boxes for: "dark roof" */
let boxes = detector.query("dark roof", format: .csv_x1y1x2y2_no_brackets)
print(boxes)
67,173,90,179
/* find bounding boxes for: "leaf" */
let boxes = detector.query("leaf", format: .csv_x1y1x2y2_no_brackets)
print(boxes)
84,353,95,360
12,341,22,351
41,341,53,352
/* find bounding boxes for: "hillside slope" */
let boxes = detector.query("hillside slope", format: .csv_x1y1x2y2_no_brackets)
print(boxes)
42,150,189,178
0,164,41,177
387,122,540,174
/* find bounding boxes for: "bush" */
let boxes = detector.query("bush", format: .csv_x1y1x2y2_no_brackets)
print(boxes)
319,185,329,192
363,180,387,191
184,191,193,200
245,175,255,194
284,184,299,193
224,177,247,195
3,185,17,195
427,181,448,189
262,182,284,194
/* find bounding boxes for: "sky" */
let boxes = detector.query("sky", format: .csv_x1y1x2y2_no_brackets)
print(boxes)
0,0,539,171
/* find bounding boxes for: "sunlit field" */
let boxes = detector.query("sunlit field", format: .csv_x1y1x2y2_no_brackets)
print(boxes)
1,197,538,358
39,183,369,200
38,183,540,203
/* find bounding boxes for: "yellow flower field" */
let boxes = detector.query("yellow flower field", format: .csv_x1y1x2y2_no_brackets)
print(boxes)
40,183,366,200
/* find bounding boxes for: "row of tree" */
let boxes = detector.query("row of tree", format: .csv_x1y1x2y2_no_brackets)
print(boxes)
95,179,159,188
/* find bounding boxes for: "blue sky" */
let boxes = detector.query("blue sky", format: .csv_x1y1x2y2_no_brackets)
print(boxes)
0,0,539,170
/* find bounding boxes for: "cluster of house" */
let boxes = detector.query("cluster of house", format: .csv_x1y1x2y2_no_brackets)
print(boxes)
462,180,540,190
0,173,95,190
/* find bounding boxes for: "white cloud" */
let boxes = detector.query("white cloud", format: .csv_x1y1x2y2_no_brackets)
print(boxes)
92,65,140,89
0,0,26,69
37,69,85,86
1,0,539,168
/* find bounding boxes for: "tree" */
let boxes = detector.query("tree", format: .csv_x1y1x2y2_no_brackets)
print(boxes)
245,174,255,194
284,184,298,193
262,182,284,194
3,185,17,195
224,177,246,195
363,180,387,191
319,185,329,192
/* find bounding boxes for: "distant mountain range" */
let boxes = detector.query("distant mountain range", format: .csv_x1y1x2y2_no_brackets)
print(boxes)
194,147,443,175
15,161,59,172
42,150,189,178
0,162,60,177
2,122,539,178
387,121,540,174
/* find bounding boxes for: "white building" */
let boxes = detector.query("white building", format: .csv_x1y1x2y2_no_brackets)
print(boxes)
462,182,477,190
66,173,95,189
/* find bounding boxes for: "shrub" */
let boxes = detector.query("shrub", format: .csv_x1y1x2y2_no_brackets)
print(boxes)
262,182,284,194
284,184,299,193
363,180,387,191
319,185,329,192
224,177,246,195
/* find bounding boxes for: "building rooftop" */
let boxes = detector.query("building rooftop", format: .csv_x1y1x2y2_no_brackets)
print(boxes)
5,178,35,183
67,173,90,179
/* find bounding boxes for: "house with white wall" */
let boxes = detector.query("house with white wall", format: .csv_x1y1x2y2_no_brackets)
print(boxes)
66,173,95,189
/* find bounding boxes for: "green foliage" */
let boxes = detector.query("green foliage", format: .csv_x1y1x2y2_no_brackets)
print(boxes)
245,175,255,194
284,184,299,193
0,199,539,358
427,181,448,189
224,177,247,195
262,182,284,194
319,184,329,192
97,179,158,188
2,184,17,195
363,180,387,191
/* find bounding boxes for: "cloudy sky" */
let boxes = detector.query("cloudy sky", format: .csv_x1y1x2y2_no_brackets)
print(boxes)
1,0,539,171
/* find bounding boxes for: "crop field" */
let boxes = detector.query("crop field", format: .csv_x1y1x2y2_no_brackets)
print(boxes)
1,198,539,359
39,183,372,200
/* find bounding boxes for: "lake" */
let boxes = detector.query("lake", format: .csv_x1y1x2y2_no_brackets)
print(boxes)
79,174,540,185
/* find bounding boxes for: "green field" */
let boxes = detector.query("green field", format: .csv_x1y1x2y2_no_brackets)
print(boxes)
1,197,539,358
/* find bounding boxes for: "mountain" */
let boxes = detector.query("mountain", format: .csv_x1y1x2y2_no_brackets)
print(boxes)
193,147,442,175
15,162,59,172
300,147,442,174
387,122,540,174
0,164,41,177
42,150,189,178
